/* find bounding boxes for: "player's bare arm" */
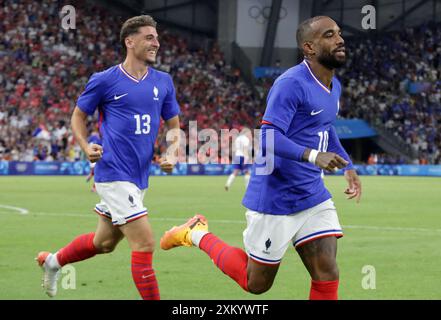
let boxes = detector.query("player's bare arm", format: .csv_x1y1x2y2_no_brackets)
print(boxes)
71,106,103,163
344,169,362,203
159,115,180,174
302,148,348,172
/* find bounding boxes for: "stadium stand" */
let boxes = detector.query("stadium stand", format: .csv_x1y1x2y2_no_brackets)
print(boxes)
337,22,441,164
0,0,262,163
0,0,440,164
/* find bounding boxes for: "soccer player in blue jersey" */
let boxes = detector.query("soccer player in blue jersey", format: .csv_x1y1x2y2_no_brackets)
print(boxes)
36,15,180,300
160,16,361,300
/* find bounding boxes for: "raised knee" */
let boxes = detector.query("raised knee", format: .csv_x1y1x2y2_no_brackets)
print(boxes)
313,266,339,281
95,245,116,254
247,279,273,295
94,240,118,254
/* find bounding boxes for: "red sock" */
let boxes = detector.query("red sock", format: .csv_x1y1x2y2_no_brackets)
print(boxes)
56,233,97,266
131,251,160,300
199,233,248,291
309,280,339,300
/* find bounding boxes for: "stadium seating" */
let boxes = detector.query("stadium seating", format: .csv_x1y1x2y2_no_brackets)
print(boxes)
337,22,441,164
0,0,439,164
0,0,262,163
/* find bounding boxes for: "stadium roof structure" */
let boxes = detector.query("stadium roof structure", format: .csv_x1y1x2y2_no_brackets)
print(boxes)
312,0,440,37
103,0,217,37
97,0,440,41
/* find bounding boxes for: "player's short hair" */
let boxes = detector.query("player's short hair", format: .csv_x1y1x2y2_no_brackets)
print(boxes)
296,16,329,52
120,15,157,54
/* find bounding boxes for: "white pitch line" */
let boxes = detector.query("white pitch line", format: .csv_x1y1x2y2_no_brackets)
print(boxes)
0,210,440,234
342,224,441,233
0,205,29,215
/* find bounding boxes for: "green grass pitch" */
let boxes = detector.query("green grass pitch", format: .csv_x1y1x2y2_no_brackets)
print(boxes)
0,175,440,300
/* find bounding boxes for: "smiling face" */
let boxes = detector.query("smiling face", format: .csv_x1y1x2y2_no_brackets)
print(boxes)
299,17,346,69
120,15,159,65
125,26,160,65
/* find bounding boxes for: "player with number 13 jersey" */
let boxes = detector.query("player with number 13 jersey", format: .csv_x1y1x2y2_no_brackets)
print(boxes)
77,64,179,190
36,16,180,300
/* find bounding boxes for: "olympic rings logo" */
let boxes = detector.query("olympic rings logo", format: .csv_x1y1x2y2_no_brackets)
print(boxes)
248,5,288,24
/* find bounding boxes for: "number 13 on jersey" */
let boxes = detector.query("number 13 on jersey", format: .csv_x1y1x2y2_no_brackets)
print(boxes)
134,114,151,135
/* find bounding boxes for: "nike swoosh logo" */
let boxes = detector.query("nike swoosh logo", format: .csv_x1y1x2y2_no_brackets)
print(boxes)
311,109,324,116
114,93,128,100
142,274,154,279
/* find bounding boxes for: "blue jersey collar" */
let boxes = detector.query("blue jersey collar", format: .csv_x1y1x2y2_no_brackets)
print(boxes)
302,60,333,94
118,63,149,83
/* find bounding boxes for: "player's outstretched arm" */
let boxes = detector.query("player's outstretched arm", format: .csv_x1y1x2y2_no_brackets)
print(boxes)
261,124,307,161
71,106,103,163
303,148,348,172
261,124,351,175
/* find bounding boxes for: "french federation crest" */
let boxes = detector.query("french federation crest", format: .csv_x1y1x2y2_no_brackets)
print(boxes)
153,86,159,101
265,238,271,251
128,194,136,208
262,238,272,255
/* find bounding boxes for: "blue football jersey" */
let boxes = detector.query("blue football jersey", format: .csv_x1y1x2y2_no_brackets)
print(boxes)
77,64,180,190
242,60,352,215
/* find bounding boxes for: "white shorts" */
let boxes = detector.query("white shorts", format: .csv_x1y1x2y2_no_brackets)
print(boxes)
94,181,148,226
243,199,343,265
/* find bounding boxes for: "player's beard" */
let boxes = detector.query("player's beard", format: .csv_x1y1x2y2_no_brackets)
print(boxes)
136,48,156,66
318,48,346,70
143,54,155,66
144,53,156,66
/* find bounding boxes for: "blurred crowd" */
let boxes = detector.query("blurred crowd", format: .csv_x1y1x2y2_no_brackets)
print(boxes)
0,0,117,161
0,0,261,163
0,0,440,164
338,22,441,164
